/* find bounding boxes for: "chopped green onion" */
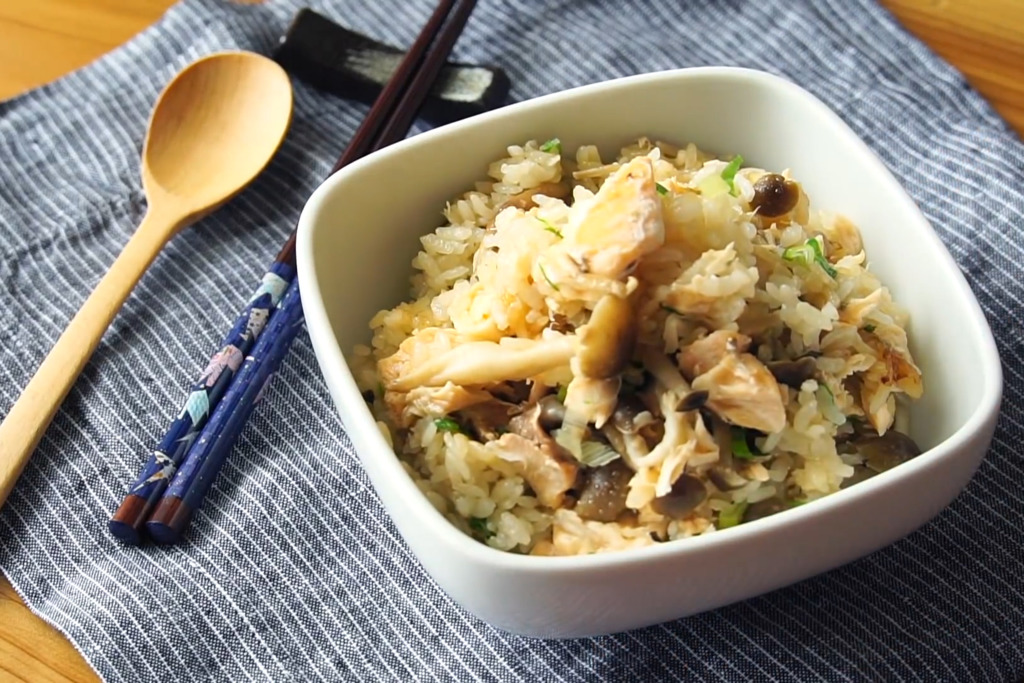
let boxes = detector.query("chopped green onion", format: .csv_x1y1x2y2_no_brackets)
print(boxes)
816,383,846,426
806,236,838,278
539,137,562,154
696,173,730,198
863,324,876,333
376,381,385,397
721,155,744,196
656,182,669,196
434,417,463,434
556,384,568,403
537,217,563,238
730,426,764,460
818,258,838,279
537,261,560,291
782,238,837,279
469,516,494,539
782,242,814,267
578,440,621,467
719,501,749,529
789,498,809,508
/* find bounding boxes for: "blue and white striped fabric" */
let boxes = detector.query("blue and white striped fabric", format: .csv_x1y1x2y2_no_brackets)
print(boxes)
1,0,1023,680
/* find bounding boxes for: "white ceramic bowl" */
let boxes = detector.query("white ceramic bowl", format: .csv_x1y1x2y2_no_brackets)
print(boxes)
296,67,1002,638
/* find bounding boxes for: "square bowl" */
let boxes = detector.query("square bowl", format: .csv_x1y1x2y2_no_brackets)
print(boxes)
296,67,1001,638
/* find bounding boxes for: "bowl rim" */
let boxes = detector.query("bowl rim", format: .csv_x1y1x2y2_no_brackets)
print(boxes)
296,65,1003,573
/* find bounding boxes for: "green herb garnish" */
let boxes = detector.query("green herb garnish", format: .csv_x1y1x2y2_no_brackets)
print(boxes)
469,516,494,539
539,138,562,154
782,238,837,279
656,182,669,196
537,217,563,238
815,383,846,426
719,501,749,529
556,384,568,403
789,498,809,508
730,426,764,460
434,417,463,434
863,324,876,333
537,261,560,291
807,237,838,278
721,154,744,196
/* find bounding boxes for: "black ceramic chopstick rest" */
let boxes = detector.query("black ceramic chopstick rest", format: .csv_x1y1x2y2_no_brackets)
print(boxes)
274,8,512,126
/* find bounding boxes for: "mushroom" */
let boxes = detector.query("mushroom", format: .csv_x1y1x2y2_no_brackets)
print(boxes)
548,313,575,334
650,474,707,519
749,173,800,218
459,400,520,442
575,459,634,522
577,293,638,379
708,466,748,491
851,430,922,473
380,328,576,391
750,174,809,228
556,292,638,442
611,393,653,434
676,390,710,412
603,395,653,470
536,395,567,433
563,376,621,431
743,496,787,523
508,395,567,444
766,357,818,388
840,465,876,489
488,380,533,404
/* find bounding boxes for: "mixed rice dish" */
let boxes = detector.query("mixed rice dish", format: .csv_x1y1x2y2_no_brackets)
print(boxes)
352,137,924,556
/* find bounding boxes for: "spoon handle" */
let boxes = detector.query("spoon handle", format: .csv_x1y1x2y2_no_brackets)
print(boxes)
0,210,179,508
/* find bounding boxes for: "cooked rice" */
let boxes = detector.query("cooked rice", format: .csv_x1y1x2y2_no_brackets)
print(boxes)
352,137,923,556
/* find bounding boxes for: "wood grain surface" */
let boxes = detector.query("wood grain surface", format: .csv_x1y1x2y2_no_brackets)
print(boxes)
0,1,1022,681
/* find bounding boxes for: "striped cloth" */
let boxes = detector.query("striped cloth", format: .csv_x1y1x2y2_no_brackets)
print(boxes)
1,0,1022,681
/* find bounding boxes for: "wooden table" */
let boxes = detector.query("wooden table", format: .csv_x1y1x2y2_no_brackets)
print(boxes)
1,1,1022,681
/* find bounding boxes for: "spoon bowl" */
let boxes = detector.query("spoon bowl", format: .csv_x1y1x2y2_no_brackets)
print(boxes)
0,51,293,509
143,52,293,217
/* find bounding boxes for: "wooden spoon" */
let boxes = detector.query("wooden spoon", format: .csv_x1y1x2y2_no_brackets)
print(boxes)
0,51,293,509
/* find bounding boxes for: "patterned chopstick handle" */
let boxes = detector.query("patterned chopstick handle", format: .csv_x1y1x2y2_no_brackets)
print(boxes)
145,279,305,544
107,261,294,544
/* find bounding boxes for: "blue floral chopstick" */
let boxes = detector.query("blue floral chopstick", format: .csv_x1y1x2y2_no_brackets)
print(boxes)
108,261,294,544
145,279,305,544
117,0,478,544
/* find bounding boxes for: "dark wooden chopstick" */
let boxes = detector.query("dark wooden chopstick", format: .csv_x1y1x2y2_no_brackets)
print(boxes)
269,0,468,273
331,0,463,171
370,0,479,152
112,0,479,544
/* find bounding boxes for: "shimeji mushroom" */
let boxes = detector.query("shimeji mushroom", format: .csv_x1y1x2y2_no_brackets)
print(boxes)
380,328,577,392
557,293,639,457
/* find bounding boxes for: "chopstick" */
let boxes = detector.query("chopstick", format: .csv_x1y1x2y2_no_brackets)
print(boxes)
110,0,478,544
